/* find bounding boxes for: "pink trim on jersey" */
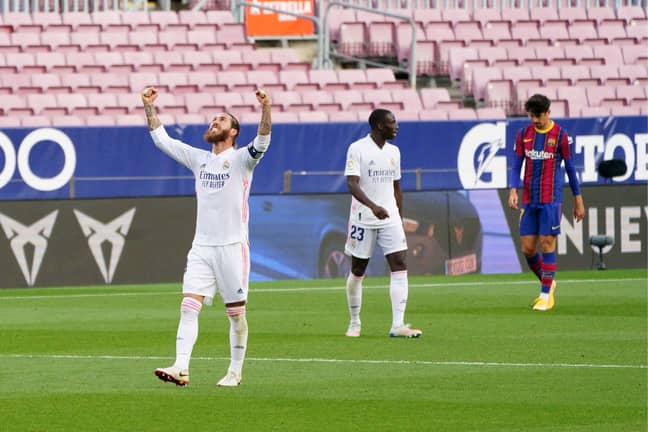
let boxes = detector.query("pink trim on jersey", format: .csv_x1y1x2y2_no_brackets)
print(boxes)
181,297,203,312
241,179,249,223
240,241,249,289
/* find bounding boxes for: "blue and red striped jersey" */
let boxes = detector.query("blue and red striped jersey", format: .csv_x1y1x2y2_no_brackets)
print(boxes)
512,120,580,204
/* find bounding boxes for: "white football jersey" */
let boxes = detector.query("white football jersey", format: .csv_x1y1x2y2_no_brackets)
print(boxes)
151,126,268,246
344,134,401,227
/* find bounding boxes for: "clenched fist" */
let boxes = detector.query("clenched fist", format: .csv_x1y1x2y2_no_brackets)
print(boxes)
142,87,158,104
255,89,270,106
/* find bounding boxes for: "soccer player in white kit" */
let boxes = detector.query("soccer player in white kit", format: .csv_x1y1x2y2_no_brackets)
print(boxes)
141,86,272,387
343,109,422,338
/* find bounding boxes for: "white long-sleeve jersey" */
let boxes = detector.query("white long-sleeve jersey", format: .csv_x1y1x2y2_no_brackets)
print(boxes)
150,126,269,246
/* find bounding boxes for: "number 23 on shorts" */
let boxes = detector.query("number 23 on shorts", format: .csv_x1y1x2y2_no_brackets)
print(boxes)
350,225,365,241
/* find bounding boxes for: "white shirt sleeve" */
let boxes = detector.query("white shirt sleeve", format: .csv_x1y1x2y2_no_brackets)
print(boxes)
394,146,402,181
150,126,202,170
344,143,361,177
242,134,270,170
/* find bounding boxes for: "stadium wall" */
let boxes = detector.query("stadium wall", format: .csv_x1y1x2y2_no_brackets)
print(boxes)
0,117,646,287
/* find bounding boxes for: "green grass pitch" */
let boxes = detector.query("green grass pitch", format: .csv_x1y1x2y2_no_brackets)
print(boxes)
0,269,646,431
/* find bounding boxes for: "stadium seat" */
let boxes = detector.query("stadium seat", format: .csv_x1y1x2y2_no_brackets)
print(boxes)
365,68,403,89
278,69,310,91
556,86,588,116
448,46,478,81
558,7,588,23
391,88,422,111
309,69,344,91
91,11,123,30
297,111,329,123
586,86,616,106
52,115,85,126
21,116,51,127
95,72,129,93
333,89,366,110
626,16,648,40
586,6,616,24
471,7,502,27
621,45,648,64
327,111,359,122
338,22,367,57
337,69,373,89
447,108,478,120
364,89,393,106
420,87,452,109
579,106,611,117
85,115,117,126
299,90,340,111
368,22,396,57
418,109,448,120
476,106,506,119
481,21,513,44
120,12,151,30
471,65,503,101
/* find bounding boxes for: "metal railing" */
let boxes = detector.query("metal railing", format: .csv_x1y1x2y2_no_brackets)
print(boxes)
323,1,417,88
232,0,324,66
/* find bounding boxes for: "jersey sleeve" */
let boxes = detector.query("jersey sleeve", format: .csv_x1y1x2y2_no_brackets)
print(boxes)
241,134,270,170
509,129,524,188
344,143,361,177
150,126,202,171
394,146,401,181
561,129,581,196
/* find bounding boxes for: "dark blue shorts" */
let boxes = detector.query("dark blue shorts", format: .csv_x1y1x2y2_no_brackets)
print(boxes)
519,203,562,236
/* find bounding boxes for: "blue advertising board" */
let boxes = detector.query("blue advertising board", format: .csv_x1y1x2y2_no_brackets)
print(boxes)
0,116,646,200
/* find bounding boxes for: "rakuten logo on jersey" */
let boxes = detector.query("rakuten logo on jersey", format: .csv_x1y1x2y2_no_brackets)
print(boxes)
458,122,507,189
525,149,555,160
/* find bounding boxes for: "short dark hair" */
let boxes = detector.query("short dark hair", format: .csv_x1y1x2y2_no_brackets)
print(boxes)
368,108,392,129
226,112,240,146
525,94,551,116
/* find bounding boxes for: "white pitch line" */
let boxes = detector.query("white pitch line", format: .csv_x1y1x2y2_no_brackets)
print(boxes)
2,353,646,370
0,278,645,301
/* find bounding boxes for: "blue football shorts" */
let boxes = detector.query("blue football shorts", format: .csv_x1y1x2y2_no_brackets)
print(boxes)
519,202,563,236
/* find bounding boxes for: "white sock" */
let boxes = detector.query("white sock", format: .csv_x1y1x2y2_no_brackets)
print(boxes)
174,297,202,370
540,292,549,302
346,273,363,325
228,308,248,374
390,270,408,329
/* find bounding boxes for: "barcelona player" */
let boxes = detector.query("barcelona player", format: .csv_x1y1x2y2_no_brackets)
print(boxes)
508,94,585,311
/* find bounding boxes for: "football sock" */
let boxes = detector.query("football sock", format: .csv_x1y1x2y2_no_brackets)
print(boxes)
346,273,364,325
540,252,557,294
227,307,248,374
525,253,543,281
390,270,408,329
174,297,203,370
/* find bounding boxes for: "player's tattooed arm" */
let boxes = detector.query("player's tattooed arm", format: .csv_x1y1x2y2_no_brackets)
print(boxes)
256,89,271,136
141,87,162,131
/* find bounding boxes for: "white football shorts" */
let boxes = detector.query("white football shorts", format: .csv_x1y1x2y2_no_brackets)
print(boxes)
344,222,408,259
182,242,250,306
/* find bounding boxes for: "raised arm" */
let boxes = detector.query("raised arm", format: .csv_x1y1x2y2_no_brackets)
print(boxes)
141,87,162,131
256,88,271,136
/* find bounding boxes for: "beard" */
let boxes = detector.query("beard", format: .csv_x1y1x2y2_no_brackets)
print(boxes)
204,127,229,143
